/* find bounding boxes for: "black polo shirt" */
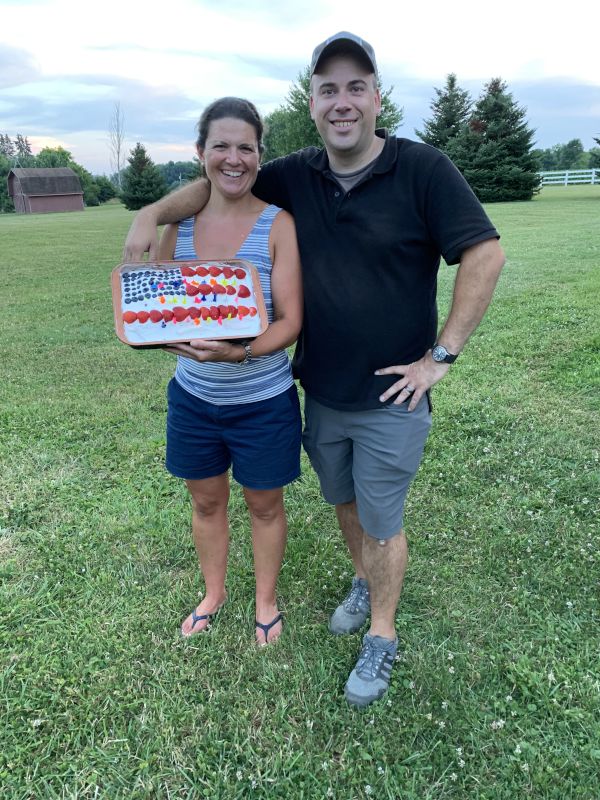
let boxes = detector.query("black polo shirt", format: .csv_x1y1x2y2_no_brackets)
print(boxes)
253,131,499,411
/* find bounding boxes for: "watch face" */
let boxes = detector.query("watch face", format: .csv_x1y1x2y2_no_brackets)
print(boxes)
432,345,447,362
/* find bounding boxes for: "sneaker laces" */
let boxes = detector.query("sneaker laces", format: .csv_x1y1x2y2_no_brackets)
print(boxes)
355,638,390,680
342,581,369,614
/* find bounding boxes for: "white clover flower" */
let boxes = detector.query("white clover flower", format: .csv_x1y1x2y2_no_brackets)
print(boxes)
505,694,513,703
491,719,506,730
438,721,446,729
377,766,385,775
441,701,448,709
456,747,463,756
365,785,373,796
450,773,458,782
458,759,465,768
514,744,522,754
236,770,243,781
448,666,455,674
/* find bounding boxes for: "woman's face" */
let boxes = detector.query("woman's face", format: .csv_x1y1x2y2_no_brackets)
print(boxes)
198,117,260,200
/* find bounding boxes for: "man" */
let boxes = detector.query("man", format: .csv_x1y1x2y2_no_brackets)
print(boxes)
123,32,505,707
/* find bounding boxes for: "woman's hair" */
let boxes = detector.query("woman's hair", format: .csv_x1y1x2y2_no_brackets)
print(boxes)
196,97,264,154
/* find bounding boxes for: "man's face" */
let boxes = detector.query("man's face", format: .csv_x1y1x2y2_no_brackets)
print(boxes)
310,55,381,164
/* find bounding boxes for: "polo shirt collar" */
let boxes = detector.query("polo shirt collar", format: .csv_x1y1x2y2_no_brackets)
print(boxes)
307,128,397,175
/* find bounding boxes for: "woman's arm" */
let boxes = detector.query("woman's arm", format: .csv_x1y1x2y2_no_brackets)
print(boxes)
123,179,211,261
164,210,303,364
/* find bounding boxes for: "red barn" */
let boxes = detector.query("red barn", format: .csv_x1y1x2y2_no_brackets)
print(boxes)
7,167,84,214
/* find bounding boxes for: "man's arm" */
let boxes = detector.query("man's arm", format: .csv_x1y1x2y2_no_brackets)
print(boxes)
123,179,211,261
376,238,506,410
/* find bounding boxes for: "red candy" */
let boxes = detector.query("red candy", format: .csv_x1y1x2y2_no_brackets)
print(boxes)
238,285,250,298
234,268,246,279
123,311,137,324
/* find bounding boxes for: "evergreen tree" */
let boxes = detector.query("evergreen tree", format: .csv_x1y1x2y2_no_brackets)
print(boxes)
14,134,35,165
0,134,15,158
263,66,403,161
121,143,167,210
446,78,539,202
0,153,15,212
415,73,472,150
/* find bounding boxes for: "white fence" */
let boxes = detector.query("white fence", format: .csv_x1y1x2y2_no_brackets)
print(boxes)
539,169,600,186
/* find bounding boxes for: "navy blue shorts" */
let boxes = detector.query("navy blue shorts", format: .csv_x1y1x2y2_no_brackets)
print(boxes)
165,378,301,489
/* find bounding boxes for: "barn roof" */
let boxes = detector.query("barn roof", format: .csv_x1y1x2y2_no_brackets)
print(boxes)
8,167,83,196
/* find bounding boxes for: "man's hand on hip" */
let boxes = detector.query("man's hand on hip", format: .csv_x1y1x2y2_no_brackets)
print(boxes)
375,353,450,411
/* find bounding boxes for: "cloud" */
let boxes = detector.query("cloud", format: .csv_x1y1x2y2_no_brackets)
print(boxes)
0,44,40,89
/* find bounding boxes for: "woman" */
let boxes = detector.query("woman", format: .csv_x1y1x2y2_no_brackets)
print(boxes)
157,97,303,645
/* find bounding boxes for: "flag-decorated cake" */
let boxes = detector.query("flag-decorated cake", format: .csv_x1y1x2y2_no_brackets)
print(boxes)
112,260,267,347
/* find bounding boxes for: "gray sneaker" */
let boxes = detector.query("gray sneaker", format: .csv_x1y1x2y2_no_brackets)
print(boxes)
344,633,398,707
329,577,370,635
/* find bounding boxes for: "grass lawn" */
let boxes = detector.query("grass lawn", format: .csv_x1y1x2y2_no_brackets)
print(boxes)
0,186,598,799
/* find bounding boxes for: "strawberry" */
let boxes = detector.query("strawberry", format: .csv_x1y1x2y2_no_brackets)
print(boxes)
227,305,238,318
234,267,246,279
123,311,137,324
188,306,201,319
200,307,210,320
249,306,257,317
213,284,226,295
208,265,222,277
149,309,163,323
222,266,234,278
186,284,200,296
218,304,229,318
198,283,212,295
238,305,250,318
225,285,236,295
238,284,251,298
137,311,150,323
162,309,174,322
181,266,195,277
209,306,220,320
173,306,189,322
195,266,209,276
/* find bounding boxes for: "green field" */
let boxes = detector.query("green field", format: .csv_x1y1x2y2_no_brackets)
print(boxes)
0,186,598,799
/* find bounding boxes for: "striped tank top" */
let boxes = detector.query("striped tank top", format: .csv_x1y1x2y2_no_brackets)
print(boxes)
173,204,294,404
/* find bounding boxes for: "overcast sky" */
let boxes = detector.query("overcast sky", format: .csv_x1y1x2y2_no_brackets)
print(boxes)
1,0,599,174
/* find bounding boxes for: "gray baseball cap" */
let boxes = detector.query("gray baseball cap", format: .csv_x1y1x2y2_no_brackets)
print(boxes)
310,31,378,77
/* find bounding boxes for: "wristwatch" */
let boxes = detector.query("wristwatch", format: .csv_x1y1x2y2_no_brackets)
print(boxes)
239,342,252,365
431,343,459,364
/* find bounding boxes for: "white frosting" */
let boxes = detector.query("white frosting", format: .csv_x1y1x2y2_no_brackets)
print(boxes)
119,262,263,343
